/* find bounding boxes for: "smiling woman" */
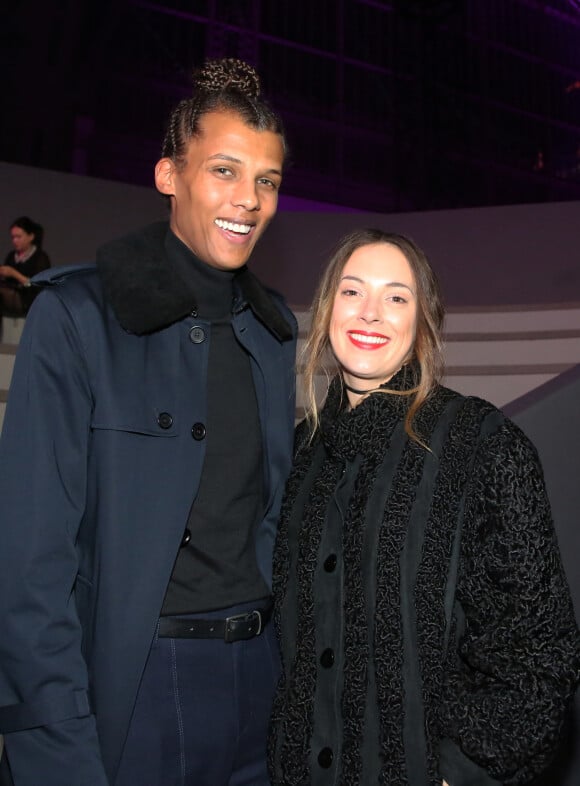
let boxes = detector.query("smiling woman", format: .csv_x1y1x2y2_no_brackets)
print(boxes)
329,242,418,400
302,228,444,441
269,228,580,786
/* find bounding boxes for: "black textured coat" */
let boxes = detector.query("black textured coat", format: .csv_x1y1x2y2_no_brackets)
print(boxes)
270,369,580,786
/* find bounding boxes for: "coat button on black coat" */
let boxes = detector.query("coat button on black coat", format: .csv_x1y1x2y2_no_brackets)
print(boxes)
189,326,206,344
191,422,206,441
323,554,337,572
157,412,173,430
320,648,335,668
180,529,191,548
317,748,333,768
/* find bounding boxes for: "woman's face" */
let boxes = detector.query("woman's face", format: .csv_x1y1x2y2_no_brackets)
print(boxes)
10,227,35,253
329,242,418,390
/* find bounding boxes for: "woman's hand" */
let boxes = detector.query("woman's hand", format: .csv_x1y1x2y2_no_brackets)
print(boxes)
0,265,29,286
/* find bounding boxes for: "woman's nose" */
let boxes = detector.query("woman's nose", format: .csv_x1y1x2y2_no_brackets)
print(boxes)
359,295,382,323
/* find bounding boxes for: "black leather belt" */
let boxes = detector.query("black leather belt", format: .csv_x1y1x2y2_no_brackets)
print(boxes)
158,604,272,643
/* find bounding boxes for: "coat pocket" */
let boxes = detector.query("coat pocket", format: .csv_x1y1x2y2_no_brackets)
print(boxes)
90,399,179,437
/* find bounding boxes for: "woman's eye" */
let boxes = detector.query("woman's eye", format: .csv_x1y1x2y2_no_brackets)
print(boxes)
389,295,407,304
214,167,233,176
342,288,359,297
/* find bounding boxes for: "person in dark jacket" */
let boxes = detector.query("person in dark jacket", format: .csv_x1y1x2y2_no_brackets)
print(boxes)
0,216,50,316
269,228,580,786
0,59,297,786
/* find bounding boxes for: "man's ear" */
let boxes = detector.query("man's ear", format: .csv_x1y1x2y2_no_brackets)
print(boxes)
155,158,176,196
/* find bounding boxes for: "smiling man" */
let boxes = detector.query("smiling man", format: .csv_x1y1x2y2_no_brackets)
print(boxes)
0,59,297,786
156,109,283,272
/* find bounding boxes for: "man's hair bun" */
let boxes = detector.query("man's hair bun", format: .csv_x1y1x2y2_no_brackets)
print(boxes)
192,58,261,100
161,56,285,164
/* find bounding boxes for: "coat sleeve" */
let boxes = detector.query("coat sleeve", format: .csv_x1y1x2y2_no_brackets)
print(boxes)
0,289,109,784
439,419,580,786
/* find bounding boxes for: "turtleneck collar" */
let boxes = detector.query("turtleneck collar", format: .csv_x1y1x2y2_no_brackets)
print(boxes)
165,229,234,321
95,221,294,339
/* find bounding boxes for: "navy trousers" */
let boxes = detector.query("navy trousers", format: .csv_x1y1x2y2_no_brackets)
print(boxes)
115,601,280,786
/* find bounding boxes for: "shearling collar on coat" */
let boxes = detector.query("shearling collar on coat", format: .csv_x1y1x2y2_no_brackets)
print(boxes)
96,221,293,340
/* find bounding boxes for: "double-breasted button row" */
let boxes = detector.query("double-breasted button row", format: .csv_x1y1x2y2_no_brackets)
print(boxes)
323,553,337,572
159,319,207,437
189,326,206,344
157,414,207,441
317,747,333,768
191,422,206,440
320,648,334,668
157,412,173,430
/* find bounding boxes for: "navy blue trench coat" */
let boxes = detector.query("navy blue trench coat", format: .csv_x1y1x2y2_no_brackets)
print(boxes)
0,248,297,785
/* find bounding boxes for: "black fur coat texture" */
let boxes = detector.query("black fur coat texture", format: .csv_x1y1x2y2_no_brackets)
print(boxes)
270,369,580,786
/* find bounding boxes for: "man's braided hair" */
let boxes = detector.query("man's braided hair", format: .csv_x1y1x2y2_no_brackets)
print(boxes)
161,58,286,168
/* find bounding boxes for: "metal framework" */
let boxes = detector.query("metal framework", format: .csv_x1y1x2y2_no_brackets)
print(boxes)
2,0,579,212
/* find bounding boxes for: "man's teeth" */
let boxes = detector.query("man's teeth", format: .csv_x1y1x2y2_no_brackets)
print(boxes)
214,219,251,235
350,333,388,345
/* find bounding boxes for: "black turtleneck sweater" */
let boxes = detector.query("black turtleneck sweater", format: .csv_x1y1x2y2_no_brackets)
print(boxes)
161,230,269,615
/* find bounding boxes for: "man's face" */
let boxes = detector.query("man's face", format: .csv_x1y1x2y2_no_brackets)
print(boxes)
155,110,284,271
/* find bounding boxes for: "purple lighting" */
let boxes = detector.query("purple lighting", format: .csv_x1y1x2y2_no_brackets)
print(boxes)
3,0,580,214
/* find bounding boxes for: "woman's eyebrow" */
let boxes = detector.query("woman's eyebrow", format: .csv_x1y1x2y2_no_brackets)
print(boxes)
340,275,415,293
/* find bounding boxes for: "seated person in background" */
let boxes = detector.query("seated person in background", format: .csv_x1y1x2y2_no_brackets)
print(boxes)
0,216,51,317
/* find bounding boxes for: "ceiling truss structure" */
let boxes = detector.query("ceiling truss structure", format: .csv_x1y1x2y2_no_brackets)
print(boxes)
2,0,580,212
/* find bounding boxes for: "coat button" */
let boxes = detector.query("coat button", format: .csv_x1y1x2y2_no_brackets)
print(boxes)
191,422,206,440
320,648,335,668
157,412,173,430
180,529,191,548
317,748,333,768
323,554,337,572
189,326,206,344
